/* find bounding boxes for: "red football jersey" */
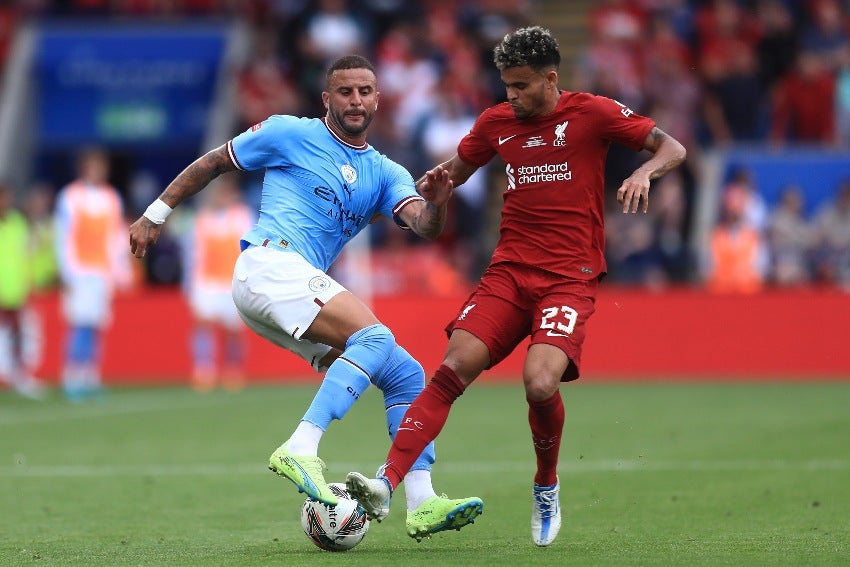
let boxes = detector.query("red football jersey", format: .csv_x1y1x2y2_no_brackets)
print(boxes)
457,91,655,280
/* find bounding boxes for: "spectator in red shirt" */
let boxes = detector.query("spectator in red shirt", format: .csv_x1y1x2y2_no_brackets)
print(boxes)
770,48,837,144
235,26,303,130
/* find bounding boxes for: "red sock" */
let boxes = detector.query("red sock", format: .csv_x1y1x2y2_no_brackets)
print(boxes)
528,392,564,487
382,365,465,489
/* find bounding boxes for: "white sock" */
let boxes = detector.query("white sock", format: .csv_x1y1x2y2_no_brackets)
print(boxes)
82,363,101,390
62,364,85,392
404,469,437,511
285,421,324,456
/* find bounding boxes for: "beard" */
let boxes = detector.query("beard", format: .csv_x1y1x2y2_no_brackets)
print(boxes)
329,107,374,137
511,105,532,120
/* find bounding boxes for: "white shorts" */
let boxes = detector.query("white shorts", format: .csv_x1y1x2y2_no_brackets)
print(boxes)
62,274,112,327
231,246,340,372
189,287,242,329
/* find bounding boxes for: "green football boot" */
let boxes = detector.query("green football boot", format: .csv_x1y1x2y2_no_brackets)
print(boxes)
405,494,484,542
268,441,338,506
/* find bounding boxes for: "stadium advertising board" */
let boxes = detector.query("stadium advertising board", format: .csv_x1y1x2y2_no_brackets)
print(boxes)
35,23,227,148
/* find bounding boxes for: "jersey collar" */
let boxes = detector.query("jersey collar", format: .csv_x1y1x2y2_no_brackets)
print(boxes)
323,118,369,150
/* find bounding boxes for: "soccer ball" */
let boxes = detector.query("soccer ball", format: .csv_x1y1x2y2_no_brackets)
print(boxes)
300,483,370,552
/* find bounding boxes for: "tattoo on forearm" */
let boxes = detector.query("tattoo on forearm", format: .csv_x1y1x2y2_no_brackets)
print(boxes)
412,201,446,239
649,159,679,180
159,147,234,207
645,127,685,180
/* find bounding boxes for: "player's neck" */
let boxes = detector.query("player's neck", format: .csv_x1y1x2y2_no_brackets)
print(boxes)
541,90,563,117
323,116,368,149
522,90,562,121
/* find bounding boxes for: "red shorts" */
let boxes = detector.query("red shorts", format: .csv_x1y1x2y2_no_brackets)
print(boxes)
445,262,598,381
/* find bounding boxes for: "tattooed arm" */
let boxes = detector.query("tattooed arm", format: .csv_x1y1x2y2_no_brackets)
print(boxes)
130,144,237,258
394,154,480,240
617,126,687,214
396,164,455,241
156,145,236,208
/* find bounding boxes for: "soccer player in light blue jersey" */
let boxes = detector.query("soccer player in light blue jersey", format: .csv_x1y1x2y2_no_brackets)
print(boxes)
129,55,482,540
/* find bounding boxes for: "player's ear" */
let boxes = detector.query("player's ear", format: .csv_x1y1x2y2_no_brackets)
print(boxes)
322,91,330,110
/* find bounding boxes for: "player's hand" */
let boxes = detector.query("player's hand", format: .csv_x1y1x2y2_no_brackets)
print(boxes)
617,171,652,214
418,165,454,207
129,216,163,258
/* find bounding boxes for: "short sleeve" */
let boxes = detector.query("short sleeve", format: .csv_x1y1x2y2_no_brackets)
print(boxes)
457,110,497,167
591,95,655,151
228,115,296,171
379,157,420,228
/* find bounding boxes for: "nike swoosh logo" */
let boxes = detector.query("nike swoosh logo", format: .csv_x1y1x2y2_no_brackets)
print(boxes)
546,330,570,338
498,135,517,145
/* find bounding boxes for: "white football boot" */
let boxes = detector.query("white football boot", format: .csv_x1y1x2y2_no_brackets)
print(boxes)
345,471,392,522
531,478,561,546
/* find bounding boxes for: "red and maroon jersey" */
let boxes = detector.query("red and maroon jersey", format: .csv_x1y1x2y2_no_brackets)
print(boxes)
457,91,655,280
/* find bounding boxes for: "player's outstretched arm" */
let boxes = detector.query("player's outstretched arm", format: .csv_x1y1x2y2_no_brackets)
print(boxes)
616,127,687,214
129,144,237,258
418,155,478,196
400,155,479,240
396,164,451,240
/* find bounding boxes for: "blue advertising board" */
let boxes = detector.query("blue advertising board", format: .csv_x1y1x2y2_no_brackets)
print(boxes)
35,22,227,149
723,147,850,217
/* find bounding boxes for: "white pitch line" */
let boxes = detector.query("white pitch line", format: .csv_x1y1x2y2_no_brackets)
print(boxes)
432,459,850,473
0,395,244,426
1,459,849,479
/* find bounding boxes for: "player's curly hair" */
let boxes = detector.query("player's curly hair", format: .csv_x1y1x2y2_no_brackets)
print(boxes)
493,26,561,71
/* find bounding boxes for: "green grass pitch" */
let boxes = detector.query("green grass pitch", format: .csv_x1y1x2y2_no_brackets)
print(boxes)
1,381,849,566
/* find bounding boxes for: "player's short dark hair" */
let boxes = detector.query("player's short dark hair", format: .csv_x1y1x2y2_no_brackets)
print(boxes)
493,26,561,71
326,55,376,86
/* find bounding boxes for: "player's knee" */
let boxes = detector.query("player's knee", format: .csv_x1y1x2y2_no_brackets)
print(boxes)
342,323,396,379
523,376,560,402
347,323,395,351
372,345,424,397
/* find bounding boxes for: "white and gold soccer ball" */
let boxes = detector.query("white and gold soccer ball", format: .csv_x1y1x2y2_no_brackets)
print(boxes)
300,482,370,552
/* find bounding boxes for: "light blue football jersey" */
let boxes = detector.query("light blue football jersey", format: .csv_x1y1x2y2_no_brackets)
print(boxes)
228,115,422,271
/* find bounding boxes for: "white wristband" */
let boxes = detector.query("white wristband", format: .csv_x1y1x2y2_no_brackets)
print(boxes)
143,199,173,225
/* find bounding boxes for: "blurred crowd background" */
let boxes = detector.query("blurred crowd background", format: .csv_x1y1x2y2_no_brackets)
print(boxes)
2,0,849,395
2,0,850,298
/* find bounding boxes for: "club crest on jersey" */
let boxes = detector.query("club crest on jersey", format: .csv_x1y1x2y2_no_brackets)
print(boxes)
309,276,331,292
554,121,568,146
340,164,357,184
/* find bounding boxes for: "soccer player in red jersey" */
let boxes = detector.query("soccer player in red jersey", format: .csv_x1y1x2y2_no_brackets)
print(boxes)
347,26,686,545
